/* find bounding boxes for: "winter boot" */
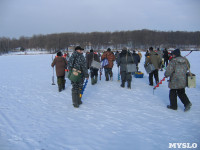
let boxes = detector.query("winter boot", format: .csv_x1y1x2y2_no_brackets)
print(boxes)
58,85,62,92
62,79,66,90
91,77,95,85
94,76,98,84
78,89,83,105
72,90,79,108
110,72,113,81
127,81,131,89
167,105,177,110
105,74,109,81
184,103,192,112
121,81,125,88
57,77,62,92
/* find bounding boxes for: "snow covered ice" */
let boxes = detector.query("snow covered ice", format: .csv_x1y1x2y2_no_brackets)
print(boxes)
0,51,199,150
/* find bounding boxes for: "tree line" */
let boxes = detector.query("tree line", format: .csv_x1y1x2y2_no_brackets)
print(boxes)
0,29,200,54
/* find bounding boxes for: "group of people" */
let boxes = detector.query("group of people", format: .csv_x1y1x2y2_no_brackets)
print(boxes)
51,46,192,112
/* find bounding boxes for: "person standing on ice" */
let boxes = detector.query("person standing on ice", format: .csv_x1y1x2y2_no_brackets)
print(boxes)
144,47,161,86
86,49,100,85
68,46,89,108
164,49,192,112
51,51,67,92
163,48,169,67
117,47,135,89
132,50,140,72
156,48,164,71
101,48,115,81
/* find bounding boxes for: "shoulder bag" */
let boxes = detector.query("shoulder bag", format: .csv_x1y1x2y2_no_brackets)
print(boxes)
91,53,101,69
68,56,82,82
126,52,137,73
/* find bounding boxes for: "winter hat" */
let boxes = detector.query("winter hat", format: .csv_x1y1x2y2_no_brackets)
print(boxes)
75,46,84,51
149,47,153,51
107,48,111,51
172,49,180,57
57,51,62,56
122,47,127,51
90,49,94,52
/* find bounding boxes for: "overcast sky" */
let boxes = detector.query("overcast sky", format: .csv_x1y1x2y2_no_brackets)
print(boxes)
0,0,200,38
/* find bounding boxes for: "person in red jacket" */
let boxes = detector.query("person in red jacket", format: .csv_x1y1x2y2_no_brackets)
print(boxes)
101,48,116,81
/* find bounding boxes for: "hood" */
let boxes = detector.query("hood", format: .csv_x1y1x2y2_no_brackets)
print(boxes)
150,51,158,56
174,56,187,64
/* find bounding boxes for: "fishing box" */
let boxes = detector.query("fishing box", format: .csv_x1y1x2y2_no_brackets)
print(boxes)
134,71,144,78
186,72,196,88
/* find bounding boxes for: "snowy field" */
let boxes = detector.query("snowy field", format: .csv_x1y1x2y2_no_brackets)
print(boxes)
0,51,199,150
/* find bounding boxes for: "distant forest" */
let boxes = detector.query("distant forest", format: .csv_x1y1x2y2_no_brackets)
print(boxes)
0,29,200,54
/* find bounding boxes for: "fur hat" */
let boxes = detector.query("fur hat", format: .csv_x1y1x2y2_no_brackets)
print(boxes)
57,51,62,56
75,46,84,51
149,47,153,51
107,48,111,51
122,47,127,51
172,49,181,57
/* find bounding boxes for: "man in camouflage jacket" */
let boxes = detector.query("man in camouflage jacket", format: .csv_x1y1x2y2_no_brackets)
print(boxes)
68,46,89,108
164,49,192,112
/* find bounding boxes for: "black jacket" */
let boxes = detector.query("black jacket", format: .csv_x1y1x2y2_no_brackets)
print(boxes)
117,50,135,72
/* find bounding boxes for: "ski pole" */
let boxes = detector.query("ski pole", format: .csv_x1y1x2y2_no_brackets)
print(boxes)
52,54,56,85
80,79,88,98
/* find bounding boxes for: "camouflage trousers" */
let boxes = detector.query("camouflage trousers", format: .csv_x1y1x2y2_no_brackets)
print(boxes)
71,77,85,107
71,77,84,92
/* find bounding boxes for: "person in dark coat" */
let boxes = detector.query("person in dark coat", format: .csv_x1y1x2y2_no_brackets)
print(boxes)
68,46,89,108
86,49,100,85
163,48,169,67
145,50,150,57
164,49,192,112
101,48,116,81
132,50,140,72
117,47,135,89
144,47,161,86
51,51,67,92
115,51,120,62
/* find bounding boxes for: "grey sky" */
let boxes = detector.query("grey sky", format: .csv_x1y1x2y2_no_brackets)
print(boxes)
0,0,200,38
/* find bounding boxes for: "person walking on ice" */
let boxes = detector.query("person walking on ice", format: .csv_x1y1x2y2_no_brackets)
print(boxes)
164,49,192,112
68,46,89,108
51,51,67,92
